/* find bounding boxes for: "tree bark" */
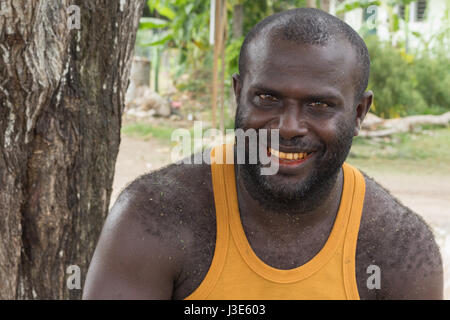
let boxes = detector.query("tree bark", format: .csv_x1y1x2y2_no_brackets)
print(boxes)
0,0,145,299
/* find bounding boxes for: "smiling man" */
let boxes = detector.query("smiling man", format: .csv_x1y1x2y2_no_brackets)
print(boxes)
83,8,443,300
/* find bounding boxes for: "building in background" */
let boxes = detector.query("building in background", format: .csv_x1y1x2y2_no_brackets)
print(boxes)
328,0,449,51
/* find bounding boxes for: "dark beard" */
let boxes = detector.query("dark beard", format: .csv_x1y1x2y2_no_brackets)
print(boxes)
234,105,355,215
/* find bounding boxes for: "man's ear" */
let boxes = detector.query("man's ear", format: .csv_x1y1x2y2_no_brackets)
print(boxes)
354,90,373,137
232,73,242,105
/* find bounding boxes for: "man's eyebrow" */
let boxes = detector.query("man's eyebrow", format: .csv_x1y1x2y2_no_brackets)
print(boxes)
302,93,343,102
250,85,282,97
250,84,343,102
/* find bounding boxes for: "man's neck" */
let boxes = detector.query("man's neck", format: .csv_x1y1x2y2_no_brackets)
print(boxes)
235,166,344,234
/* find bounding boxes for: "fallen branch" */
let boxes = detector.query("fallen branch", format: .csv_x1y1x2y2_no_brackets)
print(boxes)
360,111,450,138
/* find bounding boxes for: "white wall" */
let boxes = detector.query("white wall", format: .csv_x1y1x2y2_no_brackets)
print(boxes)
340,0,449,50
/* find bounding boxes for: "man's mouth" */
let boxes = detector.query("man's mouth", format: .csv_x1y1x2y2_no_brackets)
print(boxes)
268,147,315,165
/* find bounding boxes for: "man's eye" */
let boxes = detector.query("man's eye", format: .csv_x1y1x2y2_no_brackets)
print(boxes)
309,101,329,108
258,94,278,102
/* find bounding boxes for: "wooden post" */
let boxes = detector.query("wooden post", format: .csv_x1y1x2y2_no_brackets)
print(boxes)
307,0,316,8
228,2,243,121
219,0,227,134
211,0,221,129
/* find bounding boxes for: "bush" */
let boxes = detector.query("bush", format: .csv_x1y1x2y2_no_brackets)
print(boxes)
366,36,426,118
414,51,450,115
365,36,450,118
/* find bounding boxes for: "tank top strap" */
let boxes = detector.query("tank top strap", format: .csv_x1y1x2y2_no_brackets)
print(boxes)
184,145,231,299
342,162,366,299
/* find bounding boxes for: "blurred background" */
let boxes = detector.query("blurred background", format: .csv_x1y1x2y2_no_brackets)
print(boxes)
115,0,450,298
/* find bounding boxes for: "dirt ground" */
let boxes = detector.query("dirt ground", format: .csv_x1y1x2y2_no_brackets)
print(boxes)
111,136,450,299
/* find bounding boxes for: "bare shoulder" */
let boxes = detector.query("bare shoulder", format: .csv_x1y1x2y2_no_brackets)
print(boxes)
356,170,443,300
83,157,215,299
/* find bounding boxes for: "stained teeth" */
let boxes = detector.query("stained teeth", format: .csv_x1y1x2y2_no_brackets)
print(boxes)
269,148,309,160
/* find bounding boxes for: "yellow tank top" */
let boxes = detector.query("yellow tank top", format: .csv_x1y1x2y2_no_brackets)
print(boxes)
185,143,365,300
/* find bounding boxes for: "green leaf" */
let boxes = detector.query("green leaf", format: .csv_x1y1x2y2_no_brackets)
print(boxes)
148,0,176,20
139,33,173,47
392,14,399,32
139,17,169,29
336,0,381,15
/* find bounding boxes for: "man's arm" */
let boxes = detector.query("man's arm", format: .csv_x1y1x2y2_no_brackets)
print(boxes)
379,208,443,299
82,184,181,299
357,176,443,300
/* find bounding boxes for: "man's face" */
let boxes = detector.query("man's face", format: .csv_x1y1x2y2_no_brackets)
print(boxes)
234,37,366,209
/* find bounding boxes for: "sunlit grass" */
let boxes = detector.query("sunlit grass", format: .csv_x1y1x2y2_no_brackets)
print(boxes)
121,123,177,141
348,126,450,174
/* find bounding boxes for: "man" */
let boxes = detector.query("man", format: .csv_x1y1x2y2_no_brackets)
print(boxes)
83,8,443,299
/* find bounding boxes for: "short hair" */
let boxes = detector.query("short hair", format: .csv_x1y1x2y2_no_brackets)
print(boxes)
238,8,370,102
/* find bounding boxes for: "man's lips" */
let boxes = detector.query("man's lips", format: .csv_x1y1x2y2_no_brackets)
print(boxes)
268,147,313,160
267,147,316,170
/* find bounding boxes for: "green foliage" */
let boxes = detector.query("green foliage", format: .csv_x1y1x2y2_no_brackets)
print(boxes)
366,36,424,118
148,0,176,20
139,17,169,29
366,36,450,118
225,36,243,77
242,0,307,35
413,52,450,114
136,1,450,120
140,0,211,52
336,0,380,15
137,0,213,94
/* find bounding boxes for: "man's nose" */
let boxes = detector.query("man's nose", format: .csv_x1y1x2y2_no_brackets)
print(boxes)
278,105,308,140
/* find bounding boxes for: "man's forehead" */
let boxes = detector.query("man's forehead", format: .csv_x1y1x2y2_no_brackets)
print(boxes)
244,36,356,92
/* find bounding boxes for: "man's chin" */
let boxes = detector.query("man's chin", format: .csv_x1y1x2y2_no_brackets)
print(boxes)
239,159,342,213
240,163,318,206
258,170,318,201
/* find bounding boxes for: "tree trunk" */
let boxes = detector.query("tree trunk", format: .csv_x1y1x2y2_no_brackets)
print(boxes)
0,0,145,299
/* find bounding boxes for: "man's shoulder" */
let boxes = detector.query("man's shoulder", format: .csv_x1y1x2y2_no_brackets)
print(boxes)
83,159,215,299
115,157,215,235
356,170,443,299
120,157,213,205
359,170,437,252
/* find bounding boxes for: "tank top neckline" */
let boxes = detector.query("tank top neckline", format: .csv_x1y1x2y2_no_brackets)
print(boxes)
224,150,355,283
183,143,364,300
